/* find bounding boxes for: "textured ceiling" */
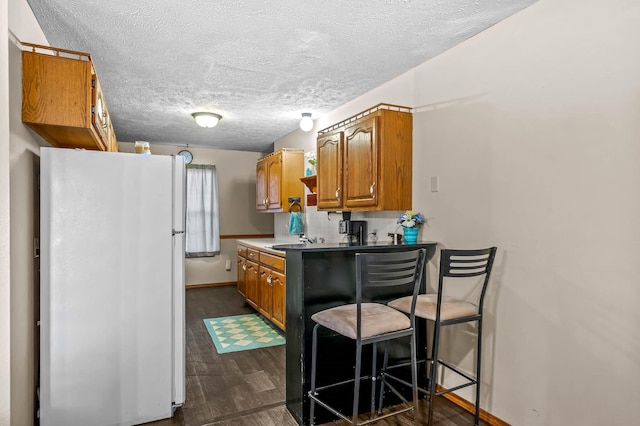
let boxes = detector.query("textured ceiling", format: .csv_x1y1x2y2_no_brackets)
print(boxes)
26,0,538,152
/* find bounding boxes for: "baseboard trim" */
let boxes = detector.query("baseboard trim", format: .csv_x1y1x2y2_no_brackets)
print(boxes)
220,234,274,239
436,385,510,426
186,282,236,289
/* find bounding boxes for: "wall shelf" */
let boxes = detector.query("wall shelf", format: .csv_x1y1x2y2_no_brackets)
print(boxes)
300,175,317,193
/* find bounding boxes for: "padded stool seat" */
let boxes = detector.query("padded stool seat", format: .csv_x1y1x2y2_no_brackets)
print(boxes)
311,303,411,339
389,295,478,321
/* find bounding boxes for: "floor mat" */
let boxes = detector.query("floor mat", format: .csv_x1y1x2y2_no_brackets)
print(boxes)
203,313,286,354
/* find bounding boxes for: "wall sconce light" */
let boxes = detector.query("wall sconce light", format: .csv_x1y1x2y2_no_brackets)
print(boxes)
192,112,222,128
299,112,313,132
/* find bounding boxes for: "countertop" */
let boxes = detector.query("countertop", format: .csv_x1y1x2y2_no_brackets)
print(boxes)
236,238,293,256
238,238,437,255
271,241,437,252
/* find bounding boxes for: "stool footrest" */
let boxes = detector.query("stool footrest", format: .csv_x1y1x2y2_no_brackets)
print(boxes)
309,390,415,425
381,357,479,398
312,374,374,393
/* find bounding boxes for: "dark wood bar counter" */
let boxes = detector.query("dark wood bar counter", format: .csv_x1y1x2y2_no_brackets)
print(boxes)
273,241,437,425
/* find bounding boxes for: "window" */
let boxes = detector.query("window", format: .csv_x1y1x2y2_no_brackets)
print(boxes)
185,165,220,257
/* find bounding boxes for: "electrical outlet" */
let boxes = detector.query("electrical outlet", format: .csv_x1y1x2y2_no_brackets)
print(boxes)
225,259,231,271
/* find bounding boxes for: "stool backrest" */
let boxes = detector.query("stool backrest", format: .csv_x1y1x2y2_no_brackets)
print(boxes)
437,247,497,319
355,249,427,337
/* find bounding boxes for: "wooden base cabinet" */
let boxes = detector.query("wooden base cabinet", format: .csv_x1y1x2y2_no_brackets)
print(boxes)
245,260,259,309
259,252,286,330
316,104,412,211
236,243,286,331
21,43,118,152
236,245,247,297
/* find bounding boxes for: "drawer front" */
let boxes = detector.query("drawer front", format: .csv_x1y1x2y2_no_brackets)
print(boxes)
237,245,247,257
247,248,260,262
259,252,285,272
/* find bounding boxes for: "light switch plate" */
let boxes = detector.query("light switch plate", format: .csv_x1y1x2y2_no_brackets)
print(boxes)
430,176,440,192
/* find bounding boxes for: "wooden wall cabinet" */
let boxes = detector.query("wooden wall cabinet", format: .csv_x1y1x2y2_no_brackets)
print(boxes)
316,104,412,211
236,243,286,331
256,149,304,212
21,43,118,152
316,131,343,209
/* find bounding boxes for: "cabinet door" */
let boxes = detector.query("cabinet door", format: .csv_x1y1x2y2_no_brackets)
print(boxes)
91,75,109,151
266,152,283,211
317,132,343,210
237,257,246,297
245,260,259,309
256,159,268,211
344,116,378,209
258,266,273,318
270,270,286,330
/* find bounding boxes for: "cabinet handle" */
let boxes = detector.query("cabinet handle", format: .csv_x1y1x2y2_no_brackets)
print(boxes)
102,112,108,129
335,188,341,200
267,274,272,285
266,197,270,206
242,264,246,271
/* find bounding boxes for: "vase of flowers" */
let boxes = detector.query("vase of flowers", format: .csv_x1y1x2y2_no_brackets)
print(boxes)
397,210,425,244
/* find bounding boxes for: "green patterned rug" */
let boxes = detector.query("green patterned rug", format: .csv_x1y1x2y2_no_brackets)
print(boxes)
203,314,286,354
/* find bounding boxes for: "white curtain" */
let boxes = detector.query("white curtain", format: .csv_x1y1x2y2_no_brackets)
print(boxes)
185,165,220,257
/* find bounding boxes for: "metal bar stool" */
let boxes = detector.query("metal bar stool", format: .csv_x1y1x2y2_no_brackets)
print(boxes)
308,249,427,425
381,247,497,426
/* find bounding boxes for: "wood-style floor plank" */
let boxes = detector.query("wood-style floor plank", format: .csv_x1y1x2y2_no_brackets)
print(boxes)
144,286,489,426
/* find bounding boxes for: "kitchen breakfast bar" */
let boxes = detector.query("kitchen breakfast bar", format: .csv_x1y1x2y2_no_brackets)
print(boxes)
272,241,437,425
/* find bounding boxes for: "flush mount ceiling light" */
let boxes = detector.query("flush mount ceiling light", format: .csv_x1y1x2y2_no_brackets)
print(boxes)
299,112,313,132
192,112,222,128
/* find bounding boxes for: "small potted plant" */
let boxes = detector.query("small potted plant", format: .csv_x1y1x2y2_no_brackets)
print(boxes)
397,210,425,244
305,152,317,176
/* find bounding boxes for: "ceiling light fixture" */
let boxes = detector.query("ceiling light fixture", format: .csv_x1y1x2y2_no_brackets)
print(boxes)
299,112,313,132
192,112,222,128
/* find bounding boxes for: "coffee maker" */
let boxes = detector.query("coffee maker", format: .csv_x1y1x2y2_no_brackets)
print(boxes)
338,213,368,245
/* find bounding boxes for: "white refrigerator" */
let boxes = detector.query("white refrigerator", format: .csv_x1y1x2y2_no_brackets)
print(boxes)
40,147,186,425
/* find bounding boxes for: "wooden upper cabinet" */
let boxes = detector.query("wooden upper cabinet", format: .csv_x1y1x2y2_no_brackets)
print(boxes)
256,149,304,213
21,43,118,152
343,116,378,209
316,131,343,209
266,154,283,211
256,159,268,211
316,104,412,211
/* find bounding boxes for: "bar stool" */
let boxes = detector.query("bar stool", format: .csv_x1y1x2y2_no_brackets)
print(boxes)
308,248,427,425
381,247,497,426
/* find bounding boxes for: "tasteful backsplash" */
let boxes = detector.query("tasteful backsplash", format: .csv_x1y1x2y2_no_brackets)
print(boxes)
275,206,416,245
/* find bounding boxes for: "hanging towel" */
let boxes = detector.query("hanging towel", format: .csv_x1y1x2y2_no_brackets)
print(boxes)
288,212,304,235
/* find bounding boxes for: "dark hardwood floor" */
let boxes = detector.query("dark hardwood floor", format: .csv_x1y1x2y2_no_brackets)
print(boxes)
145,286,489,426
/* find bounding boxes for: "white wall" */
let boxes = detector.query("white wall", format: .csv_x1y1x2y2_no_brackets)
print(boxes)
119,142,273,285
0,0,11,422
6,1,49,425
273,0,640,424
